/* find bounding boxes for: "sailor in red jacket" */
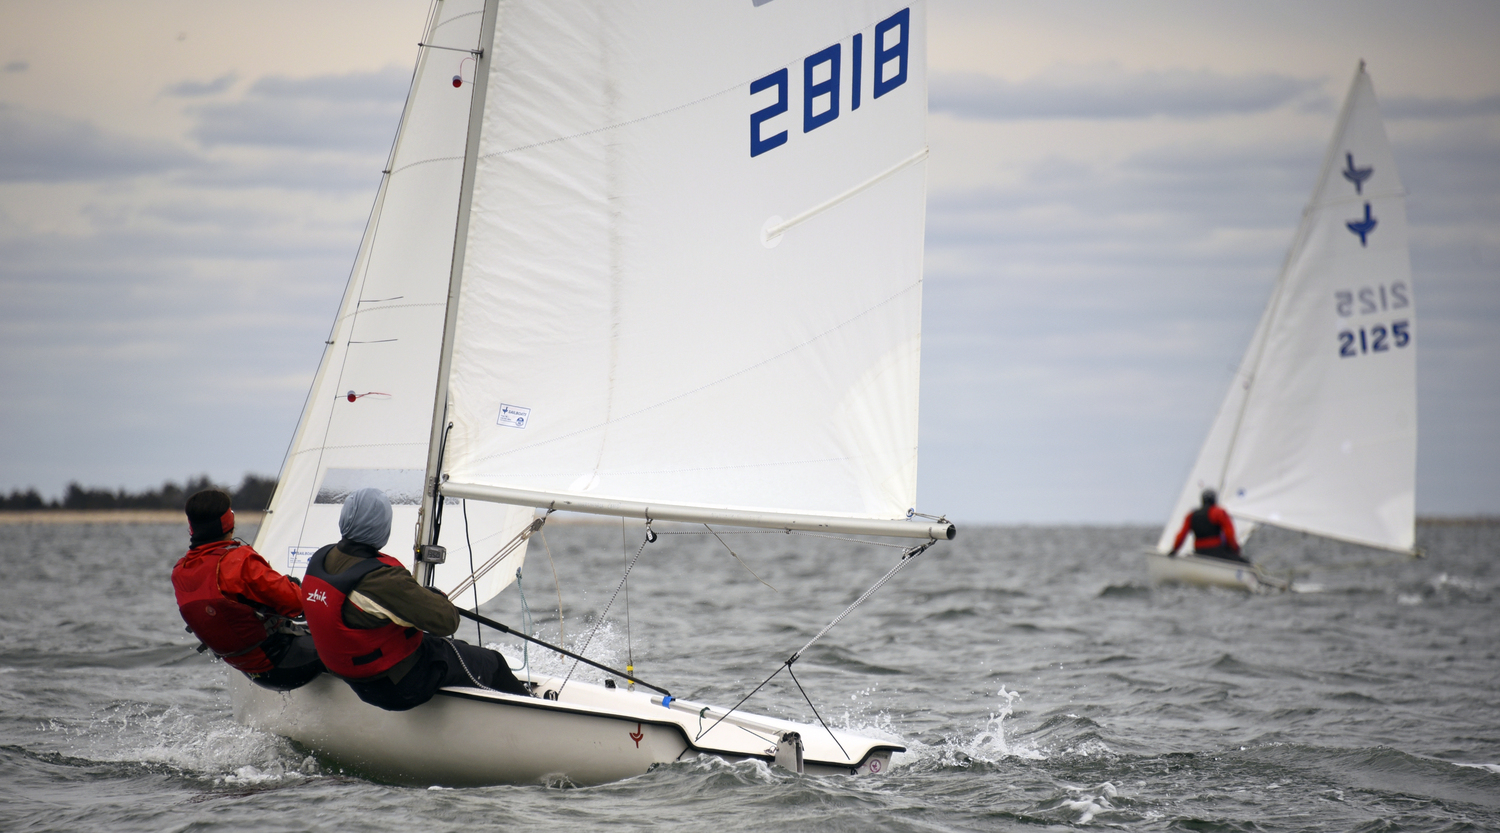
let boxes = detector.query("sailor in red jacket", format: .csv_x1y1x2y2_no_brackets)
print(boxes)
172,489,324,690
301,487,530,711
1169,489,1249,563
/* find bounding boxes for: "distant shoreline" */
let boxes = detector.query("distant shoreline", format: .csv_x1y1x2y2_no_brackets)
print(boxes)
0,510,266,525
0,510,1491,527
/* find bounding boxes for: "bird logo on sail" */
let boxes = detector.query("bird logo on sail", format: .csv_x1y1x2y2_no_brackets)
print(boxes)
1347,203,1378,247
1341,152,1373,194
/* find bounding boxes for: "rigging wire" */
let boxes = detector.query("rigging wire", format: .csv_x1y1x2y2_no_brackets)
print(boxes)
537,524,564,654
698,538,937,747
514,567,533,686
704,524,777,592
620,519,634,689
558,522,653,695
787,663,847,759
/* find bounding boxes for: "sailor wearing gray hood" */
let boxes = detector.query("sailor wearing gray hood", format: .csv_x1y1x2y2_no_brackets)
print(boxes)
300,487,531,710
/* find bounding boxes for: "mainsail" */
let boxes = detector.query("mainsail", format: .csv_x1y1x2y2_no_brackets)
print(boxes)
428,1,944,539
255,0,534,606
1158,63,1416,555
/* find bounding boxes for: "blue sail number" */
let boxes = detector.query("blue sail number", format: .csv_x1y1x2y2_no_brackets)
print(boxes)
750,7,910,157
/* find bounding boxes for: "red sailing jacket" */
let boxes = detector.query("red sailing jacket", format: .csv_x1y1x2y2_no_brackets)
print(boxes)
1172,505,1240,554
172,541,302,673
301,545,422,680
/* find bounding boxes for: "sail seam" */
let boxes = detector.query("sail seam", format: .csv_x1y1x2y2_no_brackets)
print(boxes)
463,280,921,466
477,81,744,161
443,455,856,480
288,442,426,456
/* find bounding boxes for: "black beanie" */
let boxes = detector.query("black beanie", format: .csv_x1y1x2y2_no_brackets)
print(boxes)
185,489,235,546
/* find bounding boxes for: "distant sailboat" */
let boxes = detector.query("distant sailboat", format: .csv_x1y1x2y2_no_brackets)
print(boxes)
233,0,950,786
1148,63,1416,592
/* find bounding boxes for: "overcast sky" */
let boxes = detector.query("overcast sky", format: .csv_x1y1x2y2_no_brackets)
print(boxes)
1,1,1496,525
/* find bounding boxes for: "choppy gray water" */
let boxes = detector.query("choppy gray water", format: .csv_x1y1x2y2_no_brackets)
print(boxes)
0,518,1496,831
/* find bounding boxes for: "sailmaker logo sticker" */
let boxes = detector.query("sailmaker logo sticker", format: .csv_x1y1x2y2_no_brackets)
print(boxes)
497,403,530,429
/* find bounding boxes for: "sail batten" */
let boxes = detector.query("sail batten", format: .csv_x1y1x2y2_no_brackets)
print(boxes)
765,146,929,240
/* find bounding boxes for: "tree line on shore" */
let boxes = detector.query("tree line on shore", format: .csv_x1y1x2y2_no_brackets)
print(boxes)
0,475,277,512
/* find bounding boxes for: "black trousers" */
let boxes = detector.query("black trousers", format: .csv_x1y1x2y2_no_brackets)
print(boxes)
348,634,530,711
247,633,325,691
1195,546,1250,564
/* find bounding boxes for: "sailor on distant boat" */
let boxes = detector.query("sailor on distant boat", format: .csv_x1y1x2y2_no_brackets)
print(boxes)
301,487,531,711
172,489,325,691
1167,489,1248,563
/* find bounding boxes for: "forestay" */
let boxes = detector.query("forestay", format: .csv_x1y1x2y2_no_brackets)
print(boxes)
437,1,936,537
255,0,534,606
1158,64,1416,554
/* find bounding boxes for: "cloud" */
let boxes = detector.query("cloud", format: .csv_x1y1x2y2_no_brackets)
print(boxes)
179,152,389,193
931,65,1325,121
1383,94,1500,120
924,137,1321,280
4,61,26,73
1395,126,1500,224
188,66,409,153
165,73,237,97
0,104,197,182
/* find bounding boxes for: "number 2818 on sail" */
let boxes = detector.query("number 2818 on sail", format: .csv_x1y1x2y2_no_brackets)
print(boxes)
749,8,911,158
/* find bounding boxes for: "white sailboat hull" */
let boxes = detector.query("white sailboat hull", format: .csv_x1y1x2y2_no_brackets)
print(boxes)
232,672,900,786
1144,552,1287,594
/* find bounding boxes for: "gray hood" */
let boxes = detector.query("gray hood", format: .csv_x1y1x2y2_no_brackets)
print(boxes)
339,487,392,550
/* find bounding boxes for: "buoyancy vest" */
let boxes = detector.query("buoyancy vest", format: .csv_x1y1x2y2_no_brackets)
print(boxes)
173,541,276,674
301,544,422,680
1190,507,1228,549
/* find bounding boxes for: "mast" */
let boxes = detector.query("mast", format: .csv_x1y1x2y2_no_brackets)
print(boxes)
416,0,501,585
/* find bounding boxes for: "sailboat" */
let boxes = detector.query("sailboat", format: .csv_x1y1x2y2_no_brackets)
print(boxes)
1147,62,1416,593
233,0,952,786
